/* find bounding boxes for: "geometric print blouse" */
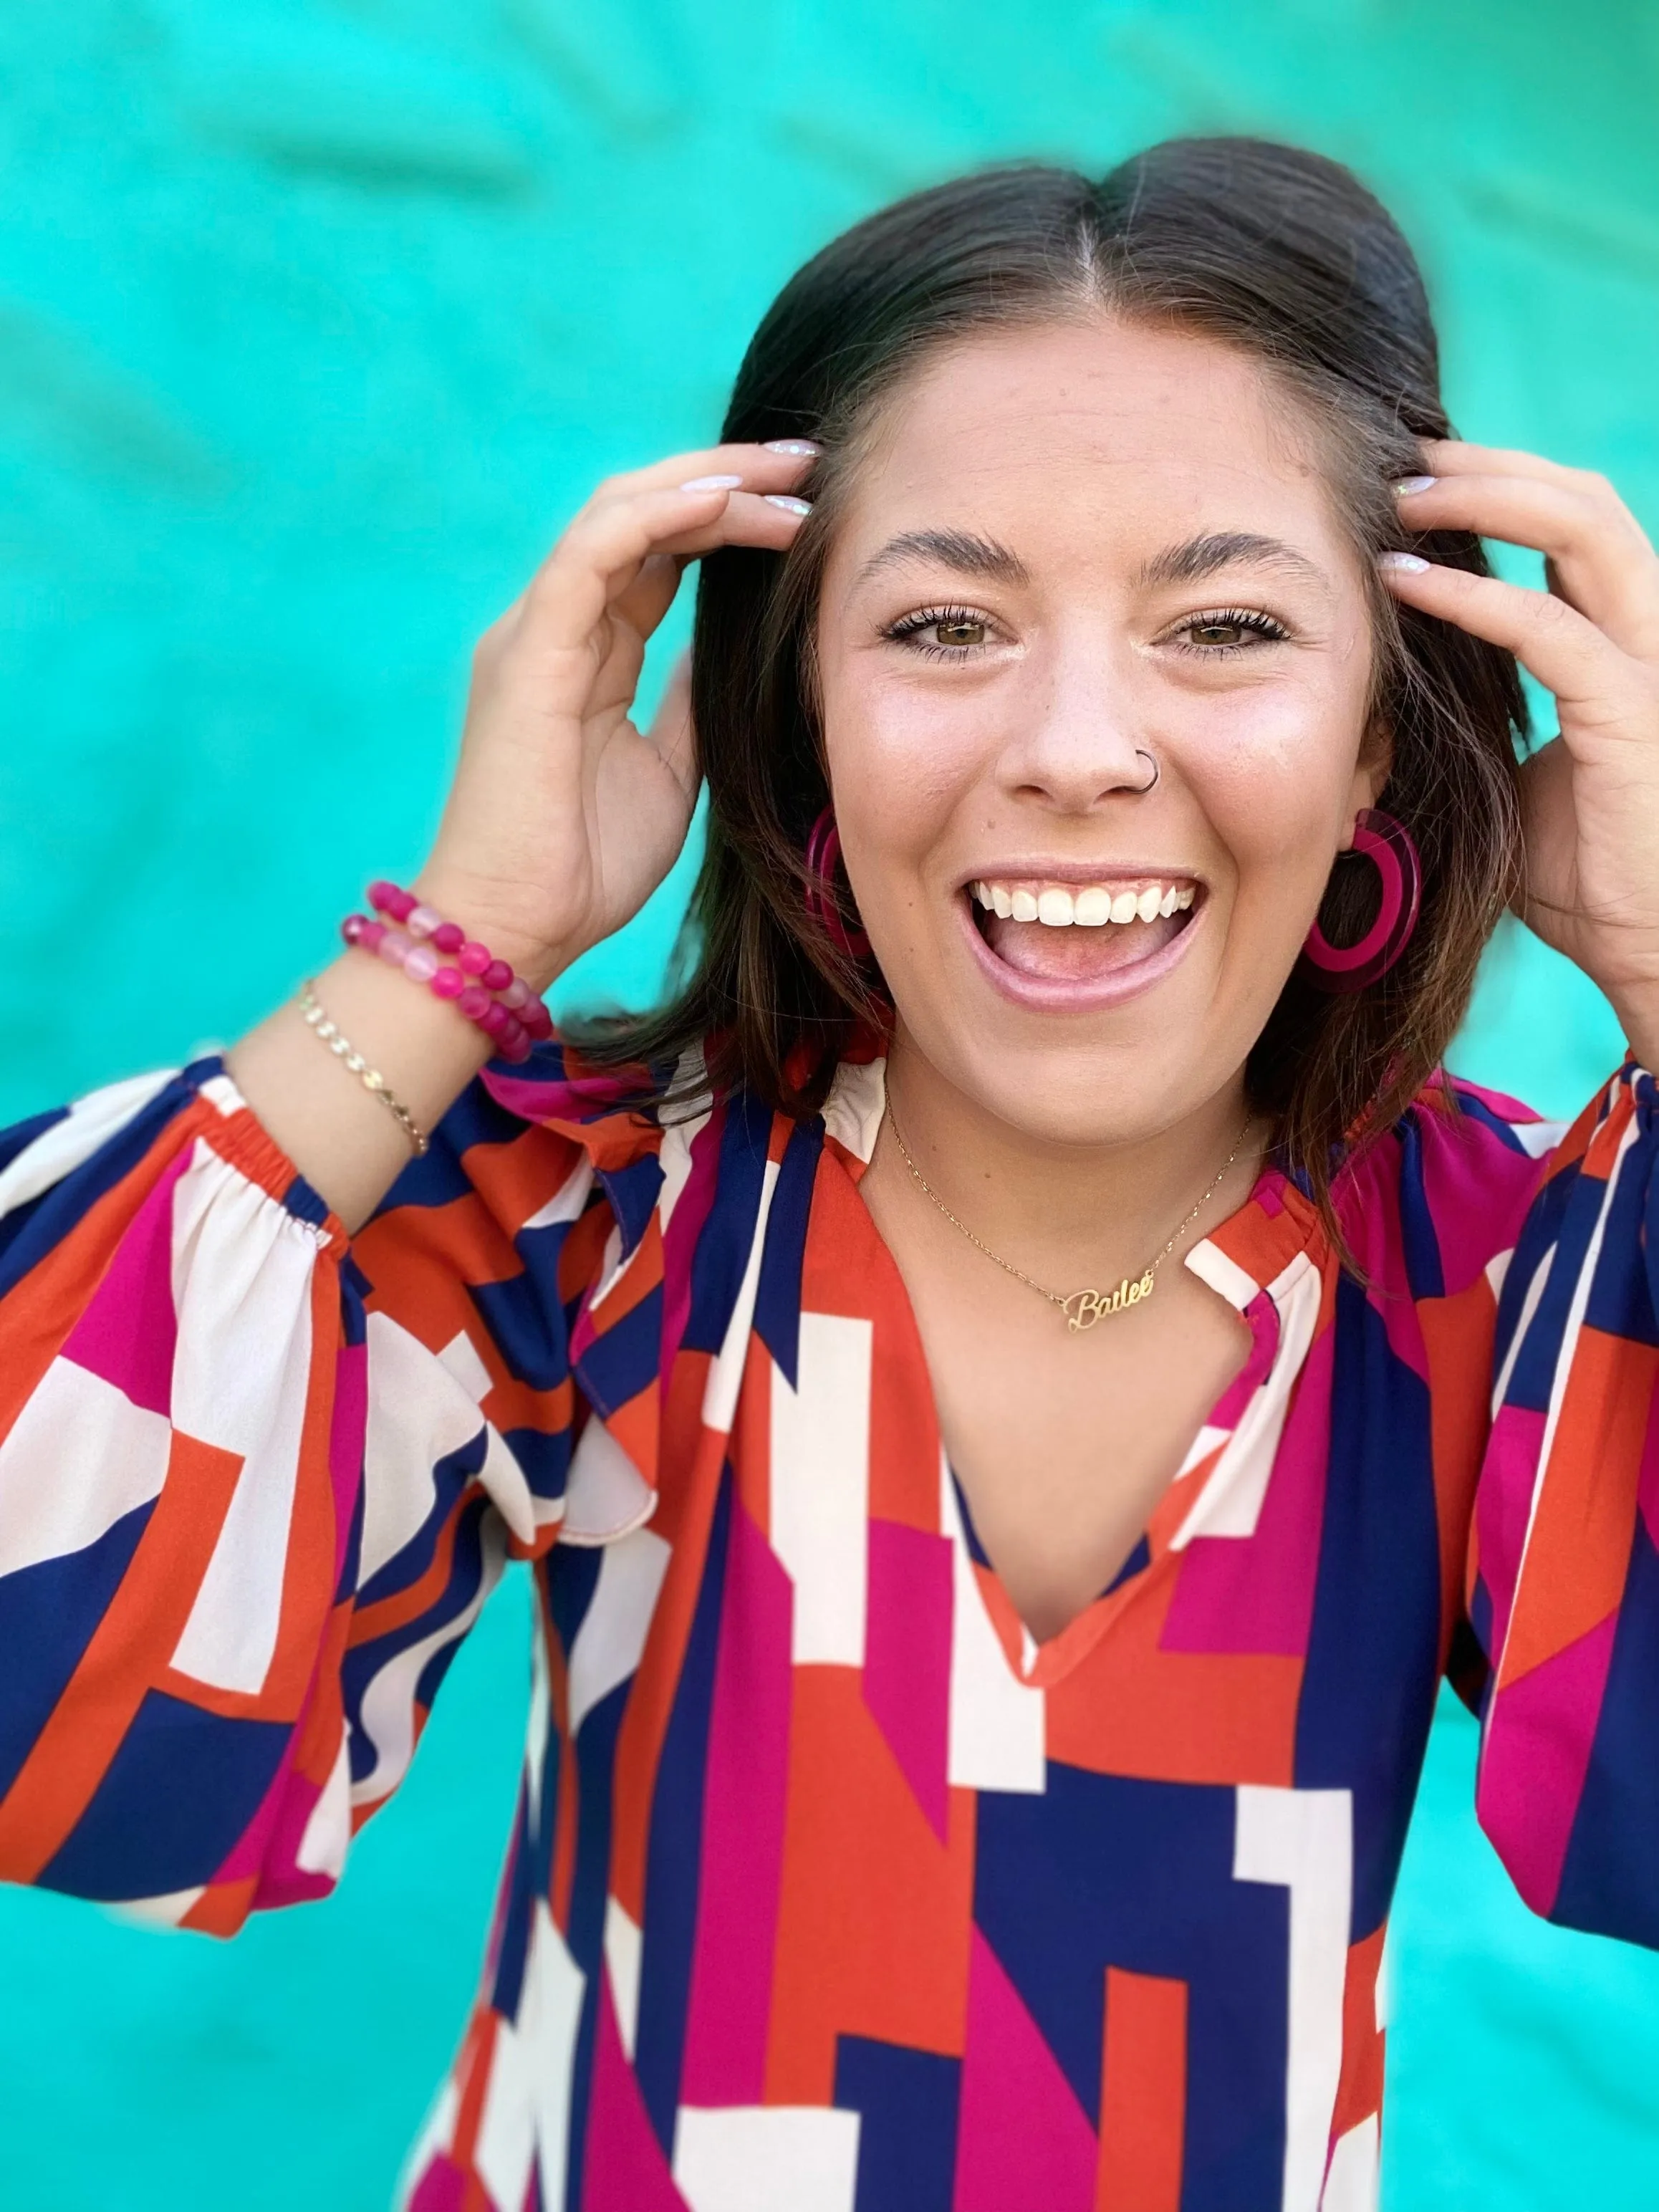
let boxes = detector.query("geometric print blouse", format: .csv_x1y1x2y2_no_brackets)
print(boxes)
0,1037,1655,2212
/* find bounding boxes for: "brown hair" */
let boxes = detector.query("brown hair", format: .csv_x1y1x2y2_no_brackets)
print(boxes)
573,137,1526,1231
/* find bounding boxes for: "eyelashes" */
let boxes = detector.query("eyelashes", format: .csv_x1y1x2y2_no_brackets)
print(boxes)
881,602,1292,660
1170,607,1291,655
883,605,994,660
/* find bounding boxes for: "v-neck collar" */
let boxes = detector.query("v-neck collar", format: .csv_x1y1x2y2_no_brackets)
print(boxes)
822,1051,1328,1688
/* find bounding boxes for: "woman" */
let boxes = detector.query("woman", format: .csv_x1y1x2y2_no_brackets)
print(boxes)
2,135,1657,2209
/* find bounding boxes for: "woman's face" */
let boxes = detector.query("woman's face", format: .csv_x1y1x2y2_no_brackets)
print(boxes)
814,316,1385,1145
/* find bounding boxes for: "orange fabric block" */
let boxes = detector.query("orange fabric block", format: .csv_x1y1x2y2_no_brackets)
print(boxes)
1097,1966,1188,2212
766,1668,974,2105
1499,1327,1655,1686
0,1426,244,1880
1329,1925,1386,2143
1047,1567,1301,1787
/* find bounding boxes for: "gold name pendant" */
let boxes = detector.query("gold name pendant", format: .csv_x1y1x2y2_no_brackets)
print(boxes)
885,1105,1254,1334
1062,1272,1157,1332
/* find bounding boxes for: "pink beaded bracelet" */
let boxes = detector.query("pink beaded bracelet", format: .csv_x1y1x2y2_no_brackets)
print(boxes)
339,880,553,1065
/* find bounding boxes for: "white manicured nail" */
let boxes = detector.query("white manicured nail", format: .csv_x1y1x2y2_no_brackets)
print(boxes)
1379,551,1430,573
1393,475,1437,496
763,439,822,456
680,473,742,491
764,495,812,516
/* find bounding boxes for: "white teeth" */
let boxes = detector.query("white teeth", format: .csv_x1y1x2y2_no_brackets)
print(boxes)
970,877,1198,923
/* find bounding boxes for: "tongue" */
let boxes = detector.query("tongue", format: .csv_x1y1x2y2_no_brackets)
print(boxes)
983,909,1183,979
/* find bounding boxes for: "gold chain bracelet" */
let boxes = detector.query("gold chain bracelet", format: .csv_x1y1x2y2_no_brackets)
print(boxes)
299,981,429,1157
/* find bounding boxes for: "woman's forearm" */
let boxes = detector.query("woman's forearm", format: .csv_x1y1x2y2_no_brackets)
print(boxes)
226,943,502,1234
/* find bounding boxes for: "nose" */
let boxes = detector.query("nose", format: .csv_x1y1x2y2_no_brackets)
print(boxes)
995,633,1158,814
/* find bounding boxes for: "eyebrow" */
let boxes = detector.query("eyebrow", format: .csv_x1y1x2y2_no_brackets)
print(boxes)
853,527,1032,593
1136,530,1327,589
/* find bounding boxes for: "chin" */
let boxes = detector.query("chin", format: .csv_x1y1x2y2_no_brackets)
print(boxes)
887,1001,1207,1150
971,1048,1211,1150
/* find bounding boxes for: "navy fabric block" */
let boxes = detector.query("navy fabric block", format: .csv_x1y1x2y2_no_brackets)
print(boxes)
39,1689,289,1902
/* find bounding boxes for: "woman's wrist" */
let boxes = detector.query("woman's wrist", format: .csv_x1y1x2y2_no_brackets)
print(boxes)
409,860,582,996
1611,985,1659,1076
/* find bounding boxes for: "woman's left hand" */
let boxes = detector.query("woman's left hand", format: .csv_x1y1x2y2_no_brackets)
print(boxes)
1385,441,1659,1068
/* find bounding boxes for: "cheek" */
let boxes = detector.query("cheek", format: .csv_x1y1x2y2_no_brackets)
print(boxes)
1179,674,1367,881
823,670,989,879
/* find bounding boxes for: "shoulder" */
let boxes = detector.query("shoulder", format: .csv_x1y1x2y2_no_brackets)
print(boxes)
479,1029,888,1178
351,1037,686,1269
1406,1070,1574,1194
473,1030,818,1246
463,1033,703,1259
479,1034,680,1162
1329,1069,1565,1297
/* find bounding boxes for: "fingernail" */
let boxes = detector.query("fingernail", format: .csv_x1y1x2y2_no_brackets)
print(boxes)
763,439,822,456
764,494,812,516
1393,475,1437,496
680,473,742,491
1379,551,1430,573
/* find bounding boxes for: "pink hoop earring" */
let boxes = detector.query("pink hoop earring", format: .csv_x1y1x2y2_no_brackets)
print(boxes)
1296,807,1421,994
804,807,871,959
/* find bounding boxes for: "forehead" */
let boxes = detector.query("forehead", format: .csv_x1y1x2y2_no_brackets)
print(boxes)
835,317,1345,569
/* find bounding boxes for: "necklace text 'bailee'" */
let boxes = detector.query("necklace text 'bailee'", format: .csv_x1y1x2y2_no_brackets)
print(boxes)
885,1106,1255,1332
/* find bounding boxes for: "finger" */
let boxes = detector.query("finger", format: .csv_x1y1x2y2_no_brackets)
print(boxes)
1416,438,1619,491
1379,554,1648,728
1394,471,1659,658
594,491,809,610
582,439,820,509
608,549,687,642
644,650,697,796
526,483,809,653
610,489,818,580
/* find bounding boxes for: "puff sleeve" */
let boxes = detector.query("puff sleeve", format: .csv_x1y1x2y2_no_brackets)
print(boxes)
1469,1059,1659,1945
0,1045,664,1935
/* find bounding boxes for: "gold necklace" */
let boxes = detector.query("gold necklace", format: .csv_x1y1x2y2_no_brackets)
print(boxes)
885,1104,1255,1332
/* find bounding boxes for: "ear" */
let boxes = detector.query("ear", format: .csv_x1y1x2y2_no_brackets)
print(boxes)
1340,712,1394,850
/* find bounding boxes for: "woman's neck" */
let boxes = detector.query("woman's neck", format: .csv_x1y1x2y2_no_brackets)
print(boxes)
876,1029,1259,1291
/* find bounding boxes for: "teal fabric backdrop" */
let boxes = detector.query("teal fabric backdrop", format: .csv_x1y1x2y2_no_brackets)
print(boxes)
3,2,1658,2202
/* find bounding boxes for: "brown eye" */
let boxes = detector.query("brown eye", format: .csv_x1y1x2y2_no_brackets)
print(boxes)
1173,607,1288,654
885,605,997,657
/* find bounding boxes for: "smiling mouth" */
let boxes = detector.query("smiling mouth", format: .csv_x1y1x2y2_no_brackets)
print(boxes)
966,873,1200,981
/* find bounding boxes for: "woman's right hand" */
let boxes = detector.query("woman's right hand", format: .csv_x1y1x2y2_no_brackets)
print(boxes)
413,440,818,989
